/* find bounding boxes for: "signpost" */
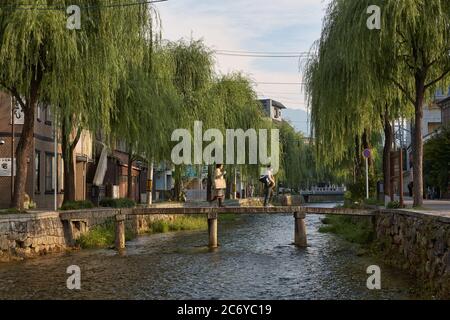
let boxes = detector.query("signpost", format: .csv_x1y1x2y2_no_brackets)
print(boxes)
0,158,16,177
363,149,371,199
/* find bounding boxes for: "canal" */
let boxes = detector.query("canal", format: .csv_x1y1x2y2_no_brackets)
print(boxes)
0,204,426,300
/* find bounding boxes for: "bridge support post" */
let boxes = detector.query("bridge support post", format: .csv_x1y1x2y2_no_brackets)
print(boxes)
115,214,126,250
294,212,307,247
207,212,218,248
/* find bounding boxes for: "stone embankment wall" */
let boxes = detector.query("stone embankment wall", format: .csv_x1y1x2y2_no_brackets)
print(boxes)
376,210,450,298
0,212,66,262
1,208,180,261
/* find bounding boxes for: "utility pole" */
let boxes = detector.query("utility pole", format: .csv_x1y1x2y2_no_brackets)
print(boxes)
10,97,15,203
54,117,58,211
146,161,153,207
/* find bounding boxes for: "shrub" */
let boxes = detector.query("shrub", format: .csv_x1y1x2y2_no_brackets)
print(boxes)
77,223,115,249
99,198,136,208
387,201,401,209
319,215,375,245
148,215,207,234
60,200,94,211
76,221,133,249
364,198,384,206
0,208,27,214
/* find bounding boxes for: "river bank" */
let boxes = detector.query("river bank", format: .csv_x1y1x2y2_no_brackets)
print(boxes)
320,209,450,299
1,202,449,299
0,206,426,300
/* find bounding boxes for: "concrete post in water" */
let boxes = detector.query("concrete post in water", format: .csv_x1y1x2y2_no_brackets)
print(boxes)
294,212,307,247
207,211,218,248
115,214,126,250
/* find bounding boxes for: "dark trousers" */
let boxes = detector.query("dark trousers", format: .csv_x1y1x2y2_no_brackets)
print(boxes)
264,185,273,206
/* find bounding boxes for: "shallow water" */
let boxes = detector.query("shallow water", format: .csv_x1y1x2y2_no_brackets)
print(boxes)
0,203,426,300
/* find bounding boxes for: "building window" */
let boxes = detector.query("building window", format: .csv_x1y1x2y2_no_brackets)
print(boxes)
45,106,52,125
35,151,41,193
37,103,42,122
45,153,55,193
274,108,281,119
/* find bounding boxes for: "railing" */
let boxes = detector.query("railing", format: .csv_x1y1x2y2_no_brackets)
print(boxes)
300,186,346,195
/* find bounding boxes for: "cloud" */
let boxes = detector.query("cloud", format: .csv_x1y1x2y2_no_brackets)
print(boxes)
154,0,329,111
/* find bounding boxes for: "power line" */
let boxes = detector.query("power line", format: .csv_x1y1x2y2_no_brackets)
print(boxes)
254,81,305,85
256,91,302,95
216,52,309,58
0,0,167,11
216,50,310,55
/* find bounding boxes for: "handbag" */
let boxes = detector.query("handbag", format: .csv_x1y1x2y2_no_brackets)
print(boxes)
214,178,226,189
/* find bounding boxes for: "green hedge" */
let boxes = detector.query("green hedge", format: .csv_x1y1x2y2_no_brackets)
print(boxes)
60,200,95,211
99,198,136,208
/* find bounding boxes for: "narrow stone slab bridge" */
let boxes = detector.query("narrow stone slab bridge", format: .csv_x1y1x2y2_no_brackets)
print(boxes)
114,206,377,250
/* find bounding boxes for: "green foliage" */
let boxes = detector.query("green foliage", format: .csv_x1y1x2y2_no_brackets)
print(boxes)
303,0,450,206
387,201,401,209
60,200,94,211
77,223,115,249
0,1,156,208
148,215,207,234
319,215,375,245
424,126,450,193
99,198,136,208
364,198,384,206
76,220,134,249
0,208,27,214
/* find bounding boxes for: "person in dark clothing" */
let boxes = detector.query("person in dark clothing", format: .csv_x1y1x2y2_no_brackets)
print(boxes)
408,181,413,197
260,165,275,207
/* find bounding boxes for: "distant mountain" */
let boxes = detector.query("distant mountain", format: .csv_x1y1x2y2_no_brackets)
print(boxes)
282,108,310,136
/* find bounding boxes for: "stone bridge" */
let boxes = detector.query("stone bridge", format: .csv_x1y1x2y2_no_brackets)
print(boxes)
113,206,376,250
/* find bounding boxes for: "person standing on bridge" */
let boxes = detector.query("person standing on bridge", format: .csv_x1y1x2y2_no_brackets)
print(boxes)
260,165,275,207
212,164,226,207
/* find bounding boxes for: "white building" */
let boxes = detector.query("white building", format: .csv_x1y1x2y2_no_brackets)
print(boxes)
259,99,286,122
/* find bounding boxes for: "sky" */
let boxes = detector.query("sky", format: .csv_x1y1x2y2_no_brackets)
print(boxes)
154,0,330,134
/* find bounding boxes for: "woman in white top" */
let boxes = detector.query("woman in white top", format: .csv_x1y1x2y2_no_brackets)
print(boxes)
212,164,226,207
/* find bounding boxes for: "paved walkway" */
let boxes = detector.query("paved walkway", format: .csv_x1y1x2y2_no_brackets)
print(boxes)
402,198,450,218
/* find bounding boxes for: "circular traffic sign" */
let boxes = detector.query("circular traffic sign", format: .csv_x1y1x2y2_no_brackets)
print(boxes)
363,148,371,159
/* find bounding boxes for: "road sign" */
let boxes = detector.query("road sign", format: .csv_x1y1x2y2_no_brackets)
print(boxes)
363,148,371,159
0,158,16,177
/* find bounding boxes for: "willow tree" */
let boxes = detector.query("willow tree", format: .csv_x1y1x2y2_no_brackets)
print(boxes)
304,0,449,206
164,39,215,200
303,0,399,199
112,45,181,200
277,121,309,190
210,73,272,198
0,0,154,209
379,0,450,206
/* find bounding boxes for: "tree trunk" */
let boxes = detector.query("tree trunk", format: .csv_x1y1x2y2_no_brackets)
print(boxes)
11,70,42,210
174,165,182,201
61,116,81,204
412,75,425,207
383,110,393,201
127,145,134,200
354,135,362,179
